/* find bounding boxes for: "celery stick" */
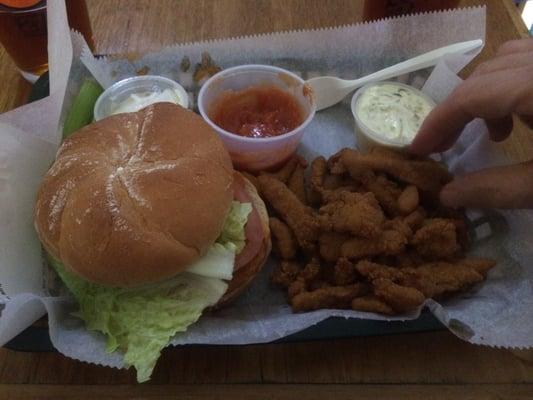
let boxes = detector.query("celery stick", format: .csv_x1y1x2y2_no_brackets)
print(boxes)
62,80,103,139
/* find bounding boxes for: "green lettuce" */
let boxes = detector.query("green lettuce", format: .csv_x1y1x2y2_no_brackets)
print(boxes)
48,201,251,382
217,201,252,253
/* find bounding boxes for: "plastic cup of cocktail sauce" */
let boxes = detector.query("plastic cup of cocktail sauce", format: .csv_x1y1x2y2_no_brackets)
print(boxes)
198,65,316,172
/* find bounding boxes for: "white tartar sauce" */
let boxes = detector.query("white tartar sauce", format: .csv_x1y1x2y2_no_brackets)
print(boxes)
355,83,434,144
111,88,186,115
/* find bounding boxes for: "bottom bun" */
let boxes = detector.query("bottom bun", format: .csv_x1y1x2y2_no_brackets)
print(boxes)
217,174,271,307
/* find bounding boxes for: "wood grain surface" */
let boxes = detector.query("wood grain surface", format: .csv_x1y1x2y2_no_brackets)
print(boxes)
0,0,532,398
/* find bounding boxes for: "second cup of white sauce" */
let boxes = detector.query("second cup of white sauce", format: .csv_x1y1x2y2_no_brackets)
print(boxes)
351,81,435,151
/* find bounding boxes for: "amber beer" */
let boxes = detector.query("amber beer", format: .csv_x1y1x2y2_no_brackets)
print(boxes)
363,0,461,21
0,0,94,82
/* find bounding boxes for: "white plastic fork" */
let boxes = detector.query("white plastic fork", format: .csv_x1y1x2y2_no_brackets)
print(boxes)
307,39,483,111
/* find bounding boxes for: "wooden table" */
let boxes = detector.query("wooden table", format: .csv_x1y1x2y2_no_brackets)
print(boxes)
0,1,532,399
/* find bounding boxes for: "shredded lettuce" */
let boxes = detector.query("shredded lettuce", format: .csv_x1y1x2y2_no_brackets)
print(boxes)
47,201,251,383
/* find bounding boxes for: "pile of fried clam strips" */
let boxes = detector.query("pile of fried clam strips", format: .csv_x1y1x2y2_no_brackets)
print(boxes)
244,147,496,315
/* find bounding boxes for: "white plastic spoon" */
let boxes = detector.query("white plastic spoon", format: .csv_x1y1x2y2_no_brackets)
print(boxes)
307,39,483,111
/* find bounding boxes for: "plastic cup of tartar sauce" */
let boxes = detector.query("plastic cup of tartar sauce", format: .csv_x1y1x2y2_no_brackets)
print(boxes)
351,81,435,152
93,75,189,121
198,64,316,172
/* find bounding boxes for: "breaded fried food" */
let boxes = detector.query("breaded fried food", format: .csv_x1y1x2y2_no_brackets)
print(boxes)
291,283,367,312
288,163,307,204
309,156,327,196
269,217,298,260
319,231,349,262
403,207,427,230
459,257,496,276
333,258,358,285
262,149,495,316
397,185,419,215
262,155,300,183
258,175,319,251
307,156,327,206
332,149,451,193
410,259,495,298
373,278,426,313
351,295,395,315
370,146,412,160
355,261,425,312
299,258,322,284
351,171,402,216
288,276,307,298
319,192,385,238
411,218,460,260
355,258,495,310
271,260,302,288
384,217,413,240
341,228,407,259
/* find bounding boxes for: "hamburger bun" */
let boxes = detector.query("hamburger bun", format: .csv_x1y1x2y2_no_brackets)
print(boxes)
34,103,235,287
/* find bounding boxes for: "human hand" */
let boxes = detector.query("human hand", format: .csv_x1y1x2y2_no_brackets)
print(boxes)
410,38,533,209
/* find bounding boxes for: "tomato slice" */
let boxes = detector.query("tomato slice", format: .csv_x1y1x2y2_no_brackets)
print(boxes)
232,173,264,270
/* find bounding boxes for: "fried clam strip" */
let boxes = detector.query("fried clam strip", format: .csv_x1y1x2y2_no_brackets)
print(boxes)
319,191,385,238
261,155,300,183
271,260,302,288
291,283,368,312
308,156,327,205
319,231,349,263
340,217,410,260
356,258,496,313
287,258,324,298
357,170,403,216
403,207,427,230
269,217,298,260
351,295,395,315
332,148,451,193
397,185,419,215
333,258,358,286
411,218,461,260
287,162,307,204
258,175,319,251
373,278,426,313
340,217,413,259
341,230,407,259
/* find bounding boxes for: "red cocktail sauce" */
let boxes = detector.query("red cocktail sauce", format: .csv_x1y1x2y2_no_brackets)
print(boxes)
210,86,303,138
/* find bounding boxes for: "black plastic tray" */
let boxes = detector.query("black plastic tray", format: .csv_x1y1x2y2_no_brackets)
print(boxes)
4,72,444,352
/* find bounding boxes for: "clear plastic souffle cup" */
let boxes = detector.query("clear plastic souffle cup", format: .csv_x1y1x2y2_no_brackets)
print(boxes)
93,75,189,121
198,64,316,172
350,81,435,153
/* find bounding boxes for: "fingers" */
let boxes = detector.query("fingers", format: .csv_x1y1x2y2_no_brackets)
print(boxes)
411,65,533,155
495,38,533,57
410,92,470,155
485,116,513,142
440,161,533,209
471,51,533,78
520,115,533,129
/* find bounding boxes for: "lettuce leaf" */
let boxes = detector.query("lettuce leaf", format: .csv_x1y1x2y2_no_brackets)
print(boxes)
186,243,235,280
217,201,252,253
47,201,251,382
49,256,227,382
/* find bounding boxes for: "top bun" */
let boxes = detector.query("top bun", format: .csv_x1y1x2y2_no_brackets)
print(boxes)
35,103,234,287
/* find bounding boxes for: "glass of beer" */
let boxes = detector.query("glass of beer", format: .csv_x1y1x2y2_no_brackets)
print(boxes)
0,0,94,82
363,0,461,21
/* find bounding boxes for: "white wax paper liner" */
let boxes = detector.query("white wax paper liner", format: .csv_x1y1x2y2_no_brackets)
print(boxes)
1,2,532,373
